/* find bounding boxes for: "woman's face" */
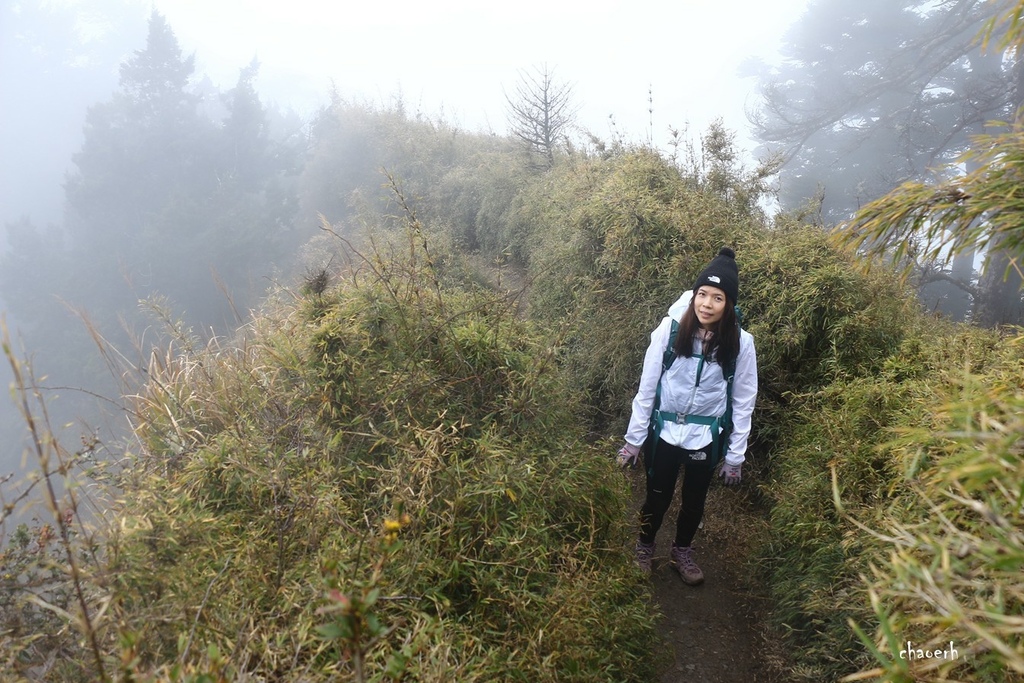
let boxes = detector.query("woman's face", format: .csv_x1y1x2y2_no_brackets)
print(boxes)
693,285,728,329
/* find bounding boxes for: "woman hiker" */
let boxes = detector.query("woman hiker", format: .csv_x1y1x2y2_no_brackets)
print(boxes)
616,247,758,584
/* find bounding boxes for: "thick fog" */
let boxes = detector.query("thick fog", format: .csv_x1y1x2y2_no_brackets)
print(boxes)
0,0,810,495
16,0,1024,525
5,0,1023,503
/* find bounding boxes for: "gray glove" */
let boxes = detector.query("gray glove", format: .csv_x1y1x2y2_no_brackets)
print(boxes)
720,461,742,485
616,443,641,468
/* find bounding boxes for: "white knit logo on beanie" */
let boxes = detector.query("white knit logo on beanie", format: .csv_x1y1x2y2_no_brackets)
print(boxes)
708,276,721,283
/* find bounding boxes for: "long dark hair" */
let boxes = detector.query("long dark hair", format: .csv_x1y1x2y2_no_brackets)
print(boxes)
674,295,740,369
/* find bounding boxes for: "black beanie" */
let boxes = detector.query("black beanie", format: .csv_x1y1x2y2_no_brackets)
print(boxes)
693,247,739,303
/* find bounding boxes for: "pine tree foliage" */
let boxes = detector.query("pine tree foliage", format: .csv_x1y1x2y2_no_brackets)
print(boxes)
0,10,306,467
838,1,1024,327
753,0,1020,224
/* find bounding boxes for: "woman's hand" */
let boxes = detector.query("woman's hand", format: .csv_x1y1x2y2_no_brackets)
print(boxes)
720,461,742,485
616,443,642,468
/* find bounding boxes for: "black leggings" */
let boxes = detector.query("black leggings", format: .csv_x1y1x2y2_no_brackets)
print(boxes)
639,437,714,548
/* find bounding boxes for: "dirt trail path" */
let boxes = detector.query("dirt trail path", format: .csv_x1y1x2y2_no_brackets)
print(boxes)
625,469,783,683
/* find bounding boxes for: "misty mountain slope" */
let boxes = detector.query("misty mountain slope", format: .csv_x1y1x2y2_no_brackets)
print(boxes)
1,31,1022,675
1,230,662,681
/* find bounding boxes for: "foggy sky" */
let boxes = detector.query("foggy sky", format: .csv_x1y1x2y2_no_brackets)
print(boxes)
1,0,809,235
0,0,808,487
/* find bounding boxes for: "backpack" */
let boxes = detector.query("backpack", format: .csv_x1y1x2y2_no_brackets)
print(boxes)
647,311,740,474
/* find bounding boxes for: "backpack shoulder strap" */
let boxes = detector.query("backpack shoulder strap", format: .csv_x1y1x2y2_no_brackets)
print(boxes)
648,318,678,476
662,318,679,373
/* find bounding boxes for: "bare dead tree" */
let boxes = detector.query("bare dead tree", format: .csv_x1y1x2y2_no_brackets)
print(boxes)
504,64,578,169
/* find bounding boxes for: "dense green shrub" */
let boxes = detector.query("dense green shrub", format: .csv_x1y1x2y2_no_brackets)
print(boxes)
82,230,655,681
300,99,521,254
524,148,760,426
841,331,1024,682
759,312,1023,681
7,102,1022,683
518,148,917,446
736,220,919,447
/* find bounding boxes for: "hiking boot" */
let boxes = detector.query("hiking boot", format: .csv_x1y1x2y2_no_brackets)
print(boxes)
635,540,655,574
671,544,704,585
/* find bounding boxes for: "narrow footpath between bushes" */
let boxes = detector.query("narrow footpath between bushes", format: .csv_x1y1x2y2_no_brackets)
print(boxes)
626,467,785,683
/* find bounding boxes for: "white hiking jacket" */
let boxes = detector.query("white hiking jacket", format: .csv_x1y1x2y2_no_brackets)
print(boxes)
624,291,758,466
